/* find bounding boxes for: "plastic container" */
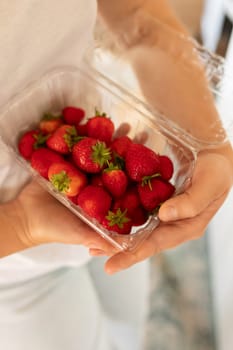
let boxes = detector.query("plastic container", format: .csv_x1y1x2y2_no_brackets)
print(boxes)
0,65,196,251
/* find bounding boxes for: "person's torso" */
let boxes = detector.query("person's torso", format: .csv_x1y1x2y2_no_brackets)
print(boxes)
0,0,97,284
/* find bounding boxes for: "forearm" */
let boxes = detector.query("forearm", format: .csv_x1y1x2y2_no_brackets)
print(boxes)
98,0,187,35
0,201,28,258
98,0,227,144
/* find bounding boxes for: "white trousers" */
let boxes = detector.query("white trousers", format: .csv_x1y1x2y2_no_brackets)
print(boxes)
0,257,149,350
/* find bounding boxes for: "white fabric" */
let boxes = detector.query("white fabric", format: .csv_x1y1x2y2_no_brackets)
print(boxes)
0,0,98,283
0,258,149,350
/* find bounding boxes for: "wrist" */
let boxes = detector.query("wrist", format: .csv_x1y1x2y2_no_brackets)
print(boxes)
198,142,233,184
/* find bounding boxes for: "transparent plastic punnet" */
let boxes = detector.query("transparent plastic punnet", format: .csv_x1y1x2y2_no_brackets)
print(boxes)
0,65,196,252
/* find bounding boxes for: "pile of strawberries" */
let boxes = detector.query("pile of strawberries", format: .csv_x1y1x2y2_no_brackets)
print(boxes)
18,106,175,235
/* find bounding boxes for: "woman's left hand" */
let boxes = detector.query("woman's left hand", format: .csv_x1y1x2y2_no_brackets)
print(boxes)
90,146,233,274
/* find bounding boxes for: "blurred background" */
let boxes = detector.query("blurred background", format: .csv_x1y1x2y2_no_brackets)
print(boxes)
169,0,232,54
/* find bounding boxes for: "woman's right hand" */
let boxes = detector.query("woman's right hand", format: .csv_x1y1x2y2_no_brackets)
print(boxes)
3,180,116,257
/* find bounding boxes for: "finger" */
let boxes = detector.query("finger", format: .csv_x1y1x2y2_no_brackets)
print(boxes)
133,131,148,144
39,207,117,253
159,158,228,222
48,222,115,252
105,187,229,274
89,248,108,256
114,123,131,138
104,220,196,274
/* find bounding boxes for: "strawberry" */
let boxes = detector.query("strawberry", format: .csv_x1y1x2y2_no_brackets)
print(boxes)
31,148,64,179
48,161,87,197
72,137,111,173
76,123,88,136
102,164,128,198
78,185,112,222
91,174,104,187
112,187,148,226
159,155,174,180
125,143,160,182
102,208,132,235
112,186,141,216
46,125,80,154
68,195,78,205
62,106,85,126
87,110,114,144
18,130,48,160
111,136,132,158
39,113,63,134
130,206,148,227
138,178,175,212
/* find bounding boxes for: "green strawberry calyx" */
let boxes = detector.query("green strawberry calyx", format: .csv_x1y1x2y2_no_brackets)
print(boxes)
95,108,107,118
103,162,120,173
33,132,49,149
91,141,112,168
106,208,130,229
112,151,125,170
142,173,161,190
42,113,62,121
51,171,71,193
64,126,83,151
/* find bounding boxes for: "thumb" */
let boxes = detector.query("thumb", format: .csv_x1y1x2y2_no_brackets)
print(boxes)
159,161,226,222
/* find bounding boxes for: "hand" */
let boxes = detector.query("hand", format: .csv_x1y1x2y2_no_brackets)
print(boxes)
14,180,114,252
89,145,233,273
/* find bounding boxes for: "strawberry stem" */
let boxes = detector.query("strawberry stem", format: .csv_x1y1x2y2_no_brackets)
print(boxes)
33,133,49,149
42,113,62,121
91,141,112,167
106,208,130,229
95,108,107,117
142,173,161,190
103,162,120,173
64,126,83,151
51,171,71,193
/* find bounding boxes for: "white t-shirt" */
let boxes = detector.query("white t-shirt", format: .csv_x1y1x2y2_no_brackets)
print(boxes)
0,0,97,284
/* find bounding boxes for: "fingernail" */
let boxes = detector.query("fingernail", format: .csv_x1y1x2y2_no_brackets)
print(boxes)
160,205,177,221
105,265,117,275
89,249,105,256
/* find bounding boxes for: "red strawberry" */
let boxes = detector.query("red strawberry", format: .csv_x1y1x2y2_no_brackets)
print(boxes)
18,130,48,160
78,185,112,222
72,137,111,174
111,136,132,158
102,164,128,198
130,206,148,226
125,143,160,182
112,187,148,226
39,113,63,134
76,123,88,136
48,161,87,197
91,174,104,187
68,195,78,205
102,208,132,235
138,178,175,212
31,148,64,179
117,186,141,216
87,110,114,144
62,106,85,126
46,125,80,154
159,155,174,180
